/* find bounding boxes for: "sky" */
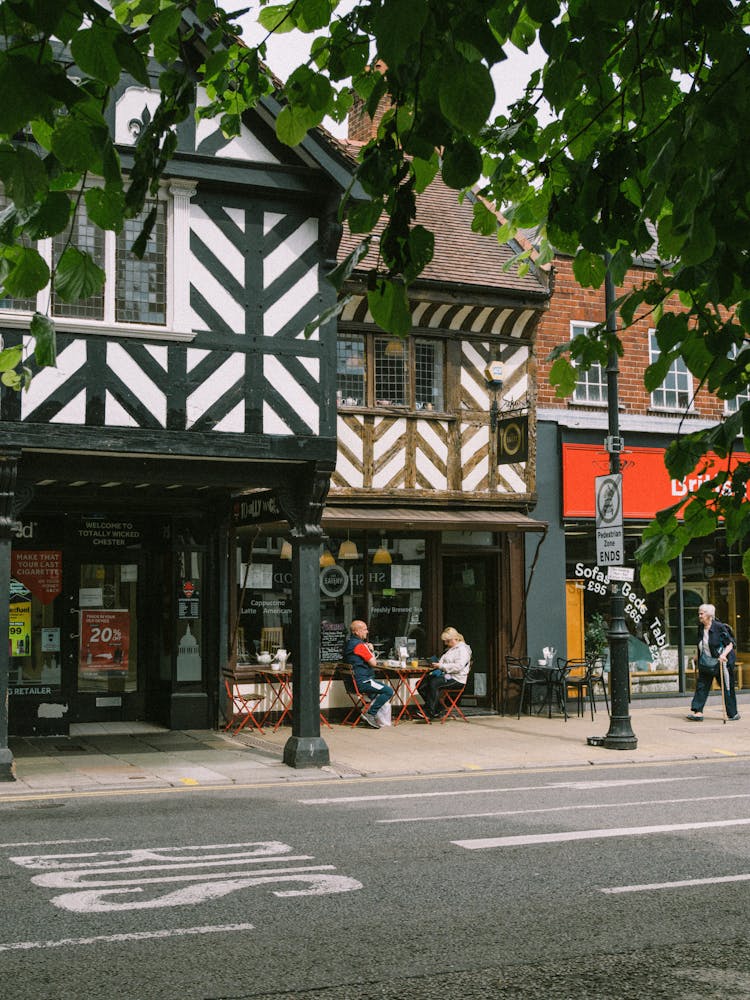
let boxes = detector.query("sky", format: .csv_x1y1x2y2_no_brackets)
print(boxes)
222,2,546,138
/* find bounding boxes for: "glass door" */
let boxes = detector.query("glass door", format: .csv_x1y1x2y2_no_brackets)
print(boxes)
70,556,142,718
442,554,495,708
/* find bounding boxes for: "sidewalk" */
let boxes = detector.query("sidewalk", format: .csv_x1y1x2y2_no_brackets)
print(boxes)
3,696,749,796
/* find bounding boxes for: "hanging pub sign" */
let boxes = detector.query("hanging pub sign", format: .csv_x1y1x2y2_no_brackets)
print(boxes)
80,610,130,673
496,415,528,465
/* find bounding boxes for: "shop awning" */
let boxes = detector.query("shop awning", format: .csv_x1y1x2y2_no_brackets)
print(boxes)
321,506,547,532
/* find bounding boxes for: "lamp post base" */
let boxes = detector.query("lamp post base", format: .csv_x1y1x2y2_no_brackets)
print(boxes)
283,735,330,769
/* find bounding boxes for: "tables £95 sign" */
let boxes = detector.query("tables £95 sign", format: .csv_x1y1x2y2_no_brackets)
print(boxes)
595,473,624,567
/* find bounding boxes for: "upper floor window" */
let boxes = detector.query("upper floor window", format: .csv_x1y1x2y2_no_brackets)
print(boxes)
571,321,607,404
337,332,445,412
725,345,750,414
0,182,193,338
649,330,692,410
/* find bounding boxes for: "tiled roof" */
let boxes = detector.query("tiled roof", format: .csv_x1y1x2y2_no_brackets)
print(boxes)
338,150,548,299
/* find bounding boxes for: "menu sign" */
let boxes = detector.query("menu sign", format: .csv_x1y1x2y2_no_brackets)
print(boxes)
320,621,347,663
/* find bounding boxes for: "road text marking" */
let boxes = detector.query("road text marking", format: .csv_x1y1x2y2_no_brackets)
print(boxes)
0,923,255,952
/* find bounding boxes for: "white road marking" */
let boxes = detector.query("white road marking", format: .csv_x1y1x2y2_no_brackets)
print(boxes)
0,839,110,849
454,816,750,849
299,775,706,806
10,840,363,912
0,923,255,952
378,792,750,824
602,874,750,894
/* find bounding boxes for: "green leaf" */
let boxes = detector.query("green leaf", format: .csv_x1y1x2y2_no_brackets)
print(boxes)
112,28,150,87
411,155,439,194
54,246,105,302
304,294,350,339
149,6,184,47
439,60,495,133
27,192,71,240
572,250,606,288
347,199,383,234
326,238,371,292
258,4,296,34
275,104,321,147
0,345,22,372
367,278,411,336
441,139,483,189
71,23,121,87
639,561,672,594
51,118,106,173
742,549,750,581
0,147,48,210
3,247,49,298
404,225,434,282
373,0,428,66
549,356,577,397
85,187,126,232
30,312,57,369
297,0,333,32
0,56,55,135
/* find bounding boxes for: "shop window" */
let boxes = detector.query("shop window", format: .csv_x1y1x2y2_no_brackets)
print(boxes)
571,321,607,404
8,549,63,691
649,330,692,410
336,330,445,412
77,562,138,694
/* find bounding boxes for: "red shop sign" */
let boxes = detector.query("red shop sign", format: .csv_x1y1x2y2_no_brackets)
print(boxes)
562,443,750,520
80,610,130,673
11,550,62,605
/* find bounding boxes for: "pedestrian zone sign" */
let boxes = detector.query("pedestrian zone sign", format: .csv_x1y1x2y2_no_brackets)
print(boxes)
595,473,624,566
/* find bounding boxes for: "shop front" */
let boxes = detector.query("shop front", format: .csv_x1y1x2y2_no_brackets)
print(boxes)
561,442,750,692
7,495,223,737
231,501,544,716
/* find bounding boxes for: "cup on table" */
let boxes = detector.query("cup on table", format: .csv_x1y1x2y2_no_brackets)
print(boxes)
410,659,419,668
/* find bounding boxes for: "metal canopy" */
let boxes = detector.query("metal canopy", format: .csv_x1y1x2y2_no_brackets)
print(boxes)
321,506,547,532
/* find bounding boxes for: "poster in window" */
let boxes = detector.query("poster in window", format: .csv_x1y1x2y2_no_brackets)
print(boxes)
11,550,62,605
80,610,130,673
9,600,31,657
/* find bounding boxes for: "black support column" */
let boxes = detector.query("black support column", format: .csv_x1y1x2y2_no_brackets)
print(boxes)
277,465,331,769
0,451,19,781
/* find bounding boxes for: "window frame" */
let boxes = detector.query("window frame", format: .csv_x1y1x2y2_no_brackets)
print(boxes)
0,180,195,343
570,320,608,405
649,329,693,411
725,344,750,414
337,330,447,414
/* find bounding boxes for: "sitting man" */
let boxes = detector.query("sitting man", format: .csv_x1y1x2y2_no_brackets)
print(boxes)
421,627,472,719
343,619,394,729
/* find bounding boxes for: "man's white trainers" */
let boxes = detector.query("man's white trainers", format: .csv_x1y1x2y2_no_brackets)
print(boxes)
361,712,379,728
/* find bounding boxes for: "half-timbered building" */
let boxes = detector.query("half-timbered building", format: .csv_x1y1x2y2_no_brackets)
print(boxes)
231,101,551,717
0,15,355,776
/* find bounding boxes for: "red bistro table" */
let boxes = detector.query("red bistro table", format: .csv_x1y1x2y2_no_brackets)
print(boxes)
377,662,432,724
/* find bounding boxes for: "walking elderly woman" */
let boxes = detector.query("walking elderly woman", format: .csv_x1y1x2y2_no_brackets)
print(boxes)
687,603,740,722
421,627,472,720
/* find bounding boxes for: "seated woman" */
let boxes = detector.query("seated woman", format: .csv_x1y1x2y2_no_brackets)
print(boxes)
421,627,472,719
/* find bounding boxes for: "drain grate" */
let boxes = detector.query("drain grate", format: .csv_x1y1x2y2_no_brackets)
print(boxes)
53,744,88,753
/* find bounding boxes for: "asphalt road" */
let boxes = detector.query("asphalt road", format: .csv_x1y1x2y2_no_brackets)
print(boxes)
2,758,750,999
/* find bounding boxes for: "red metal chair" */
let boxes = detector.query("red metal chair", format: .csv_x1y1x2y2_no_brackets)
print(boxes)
438,682,469,722
222,669,265,735
340,667,374,726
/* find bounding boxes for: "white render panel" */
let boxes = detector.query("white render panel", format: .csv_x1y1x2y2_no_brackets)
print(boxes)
263,355,319,435
192,205,245,276
105,390,139,428
186,348,211,373
21,339,87,420
470,307,493,332
264,218,318,279
334,450,363,488
144,345,168,368
511,309,535,337
106,344,166,427
186,354,243,430
411,301,431,326
190,254,245,333
416,448,447,490
213,401,245,433
372,418,407,489
491,309,513,334
461,364,490,409
263,265,320,339
263,400,291,435
224,206,245,232
49,389,86,425
498,464,527,493
426,303,452,328
416,418,448,462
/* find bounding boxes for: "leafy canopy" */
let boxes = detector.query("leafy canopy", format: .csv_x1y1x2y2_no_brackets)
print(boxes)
1,0,750,585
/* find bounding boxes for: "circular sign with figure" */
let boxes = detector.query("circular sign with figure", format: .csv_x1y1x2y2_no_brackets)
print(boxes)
183,581,195,598
319,564,349,598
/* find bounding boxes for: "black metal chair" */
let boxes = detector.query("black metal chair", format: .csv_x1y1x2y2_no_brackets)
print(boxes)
515,657,553,719
503,655,528,715
559,658,590,719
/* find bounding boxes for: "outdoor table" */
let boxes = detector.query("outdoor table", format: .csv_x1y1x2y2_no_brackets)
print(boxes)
319,666,337,729
377,661,432,724
255,666,294,731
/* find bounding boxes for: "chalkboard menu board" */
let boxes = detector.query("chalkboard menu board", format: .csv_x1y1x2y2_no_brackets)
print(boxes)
320,621,347,662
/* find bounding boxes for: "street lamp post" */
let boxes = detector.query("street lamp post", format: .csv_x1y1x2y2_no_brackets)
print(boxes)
589,257,637,750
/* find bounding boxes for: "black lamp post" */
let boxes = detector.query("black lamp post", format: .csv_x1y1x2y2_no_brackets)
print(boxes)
588,256,637,750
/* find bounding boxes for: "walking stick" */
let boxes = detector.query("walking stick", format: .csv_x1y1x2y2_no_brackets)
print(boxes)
718,655,729,724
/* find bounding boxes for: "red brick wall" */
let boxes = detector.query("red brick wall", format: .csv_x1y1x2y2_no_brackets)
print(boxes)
534,256,724,420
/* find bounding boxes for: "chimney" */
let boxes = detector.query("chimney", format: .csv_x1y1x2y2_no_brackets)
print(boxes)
347,61,393,143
